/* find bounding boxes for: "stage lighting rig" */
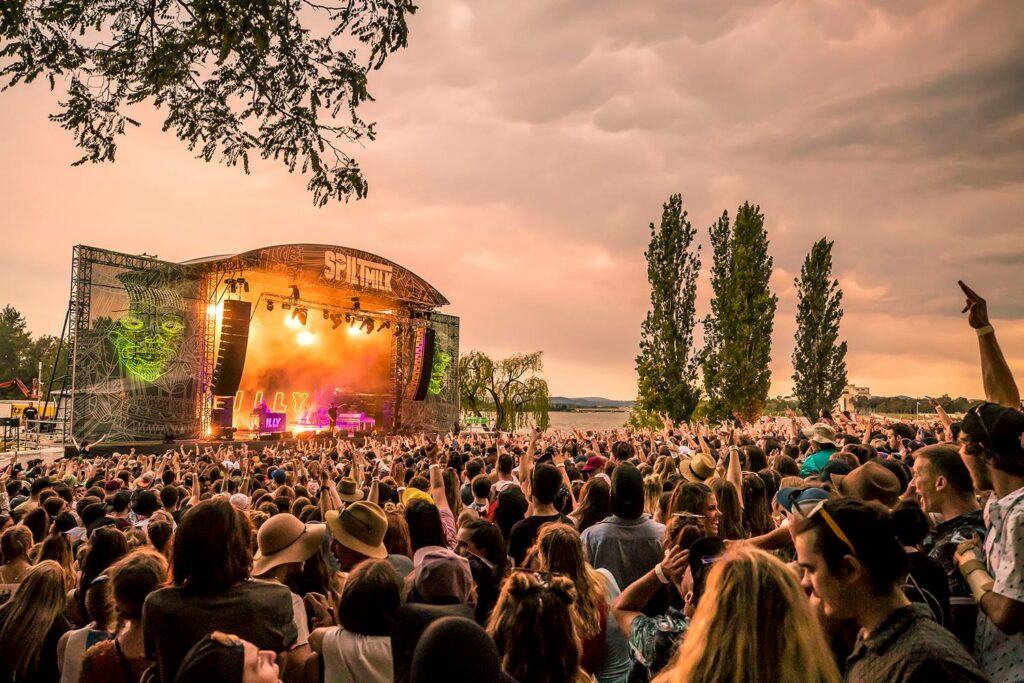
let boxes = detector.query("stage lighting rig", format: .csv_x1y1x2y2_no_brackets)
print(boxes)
236,277,249,293
331,314,344,330
289,285,300,300
266,300,274,312
323,309,330,320
361,317,375,334
282,302,292,310
378,321,391,333
350,296,361,311
226,278,237,293
297,308,308,326
348,314,356,328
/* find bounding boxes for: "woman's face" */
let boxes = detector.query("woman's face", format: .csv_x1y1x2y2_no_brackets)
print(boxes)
703,493,720,537
242,641,280,683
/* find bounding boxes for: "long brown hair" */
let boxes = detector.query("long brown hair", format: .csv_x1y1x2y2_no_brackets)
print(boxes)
655,546,840,683
709,479,745,540
37,533,76,591
536,523,606,640
172,498,252,594
573,478,610,534
487,570,587,683
0,560,68,679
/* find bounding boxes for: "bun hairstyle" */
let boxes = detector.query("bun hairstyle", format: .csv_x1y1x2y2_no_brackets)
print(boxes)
488,570,581,683
799,498,909,594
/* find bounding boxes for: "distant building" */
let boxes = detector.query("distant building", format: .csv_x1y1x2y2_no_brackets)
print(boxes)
838,385,871,412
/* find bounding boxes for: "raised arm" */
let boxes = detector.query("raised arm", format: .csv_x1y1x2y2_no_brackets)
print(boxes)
960,281,1021,408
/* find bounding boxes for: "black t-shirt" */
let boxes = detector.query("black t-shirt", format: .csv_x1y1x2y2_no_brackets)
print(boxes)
22,407,37,422
508,513,573,567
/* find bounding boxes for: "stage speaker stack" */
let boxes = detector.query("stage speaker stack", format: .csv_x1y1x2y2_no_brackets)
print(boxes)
211,300,251,396
409,327,436,401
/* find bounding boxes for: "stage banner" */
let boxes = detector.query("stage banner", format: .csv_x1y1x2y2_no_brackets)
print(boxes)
399,312,460,433
70,246,204,442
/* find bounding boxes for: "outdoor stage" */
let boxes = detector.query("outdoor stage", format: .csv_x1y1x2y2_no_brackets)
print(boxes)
51,244,460,446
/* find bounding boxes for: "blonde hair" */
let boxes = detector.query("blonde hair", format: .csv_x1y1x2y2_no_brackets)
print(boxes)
643,475,663,518
0,560,68,679
654,546,840,683
536,523,606,640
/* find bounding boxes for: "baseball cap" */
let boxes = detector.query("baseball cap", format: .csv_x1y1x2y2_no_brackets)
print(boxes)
776,486,830,514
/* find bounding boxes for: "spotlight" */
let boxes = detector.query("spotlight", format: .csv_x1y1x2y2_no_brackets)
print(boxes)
266,300,274,312
289,285,300,300
350,296,360,311
361,317,375,334
349,314,356,328
226,278,237,293
331,315,343,330
298,308,308,326
378,320,391,333
323,309,330,320
282,302,291,310
237,277,249,293
291,307,299,319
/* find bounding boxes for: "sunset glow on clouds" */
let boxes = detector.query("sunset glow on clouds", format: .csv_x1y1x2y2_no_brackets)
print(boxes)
1,0,1022,400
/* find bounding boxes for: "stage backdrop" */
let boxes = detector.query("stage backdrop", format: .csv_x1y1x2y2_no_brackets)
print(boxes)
69,247,205,442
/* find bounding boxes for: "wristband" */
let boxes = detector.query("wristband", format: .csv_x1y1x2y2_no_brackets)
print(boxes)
965,567,995,603
654,563,670,585
976,325,994,337
958,558,987,579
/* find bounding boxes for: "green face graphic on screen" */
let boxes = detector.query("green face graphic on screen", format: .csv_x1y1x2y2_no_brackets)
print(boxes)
111,271,187,382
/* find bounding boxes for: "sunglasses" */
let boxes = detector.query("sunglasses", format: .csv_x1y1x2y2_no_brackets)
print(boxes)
968,404,992,443
794,498,857,557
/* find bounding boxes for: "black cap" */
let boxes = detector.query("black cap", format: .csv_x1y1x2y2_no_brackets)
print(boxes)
962,402,1024,460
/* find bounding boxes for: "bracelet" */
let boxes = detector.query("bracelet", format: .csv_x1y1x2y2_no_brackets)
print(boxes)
976,325,994,337
654,563,670,585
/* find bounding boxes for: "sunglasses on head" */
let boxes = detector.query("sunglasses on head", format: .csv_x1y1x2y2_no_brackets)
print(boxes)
794,498,857,557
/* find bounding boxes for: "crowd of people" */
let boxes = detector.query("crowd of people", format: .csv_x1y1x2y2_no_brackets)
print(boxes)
0,281,1020,683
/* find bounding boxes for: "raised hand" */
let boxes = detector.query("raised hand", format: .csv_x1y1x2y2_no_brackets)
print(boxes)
958,281,990,329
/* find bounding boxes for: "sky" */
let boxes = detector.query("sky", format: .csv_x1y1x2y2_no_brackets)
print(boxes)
1,0,1023,401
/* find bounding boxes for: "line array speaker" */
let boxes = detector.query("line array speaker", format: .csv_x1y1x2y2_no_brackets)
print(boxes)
211,300,251,396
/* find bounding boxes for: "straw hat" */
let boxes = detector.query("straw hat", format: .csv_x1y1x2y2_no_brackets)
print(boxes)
680,453,717,483
325,501,388,560
337,478,364,503
253,513,327,576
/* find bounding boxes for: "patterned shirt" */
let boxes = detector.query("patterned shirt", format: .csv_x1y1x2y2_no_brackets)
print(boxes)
977,486,1024,683
845,604,986,683
924,510,986,600
627,607,688,683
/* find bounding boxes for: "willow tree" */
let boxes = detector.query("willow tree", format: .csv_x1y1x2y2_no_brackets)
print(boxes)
636,194,702,422
702,202,778,421
792,238,848,418
458,350,549,431
0,0,416,205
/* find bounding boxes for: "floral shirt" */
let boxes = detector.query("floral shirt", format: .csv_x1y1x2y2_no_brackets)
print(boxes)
627,608,688,683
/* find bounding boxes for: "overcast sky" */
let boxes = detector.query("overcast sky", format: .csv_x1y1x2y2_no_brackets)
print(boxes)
1,0,1022,400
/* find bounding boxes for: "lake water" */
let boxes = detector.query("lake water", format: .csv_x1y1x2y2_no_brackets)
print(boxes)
463,411,630,433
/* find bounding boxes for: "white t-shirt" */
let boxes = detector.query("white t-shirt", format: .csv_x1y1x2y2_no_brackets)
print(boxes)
321,628,392,683
290,592,309,647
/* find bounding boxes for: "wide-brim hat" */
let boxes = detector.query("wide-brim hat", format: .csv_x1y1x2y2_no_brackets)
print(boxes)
831,460,900,507
253,513,327,576
325,501,388,560
337,477,364,503
680,453,717,483
801,423,837,446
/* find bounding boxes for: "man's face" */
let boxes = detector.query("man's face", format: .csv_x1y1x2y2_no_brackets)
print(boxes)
959,439,993,492
911,457,939,514
795,529,858,620
455,527,480,558
887,429,900,451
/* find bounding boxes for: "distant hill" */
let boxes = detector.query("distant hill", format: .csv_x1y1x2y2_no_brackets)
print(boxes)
550,396,635,409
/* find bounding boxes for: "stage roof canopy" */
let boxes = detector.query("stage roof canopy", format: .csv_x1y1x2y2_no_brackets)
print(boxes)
182,243,449,309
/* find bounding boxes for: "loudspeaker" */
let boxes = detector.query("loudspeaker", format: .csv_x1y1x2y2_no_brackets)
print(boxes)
211,396,235,428
411,328,436,401
211,300,251,396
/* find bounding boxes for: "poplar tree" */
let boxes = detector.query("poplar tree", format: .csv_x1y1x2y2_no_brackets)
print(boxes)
702,202,778,421
635,194,702,421
792,238,848,418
